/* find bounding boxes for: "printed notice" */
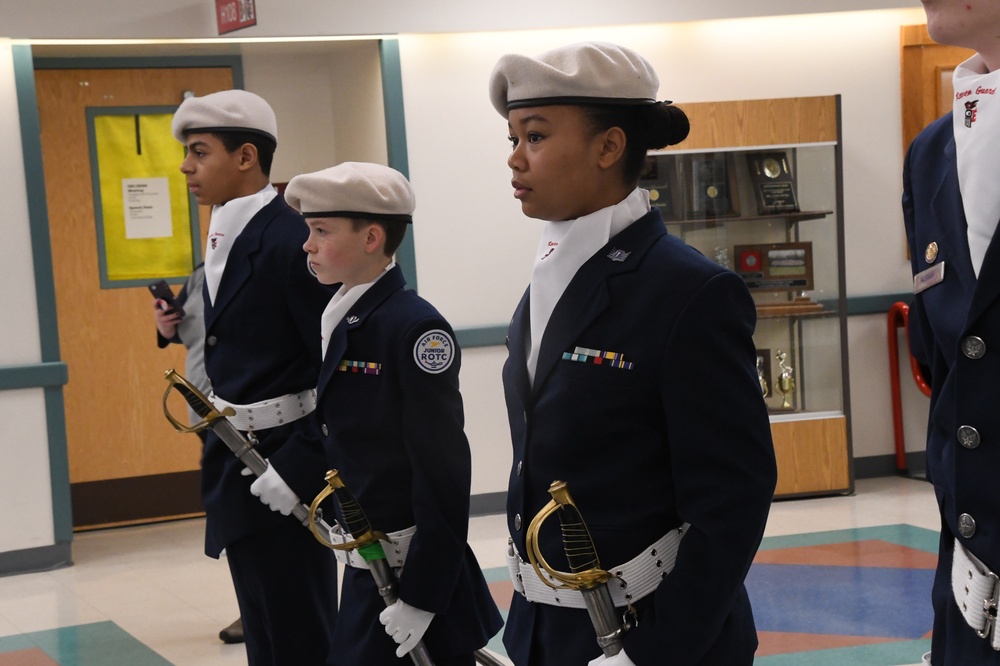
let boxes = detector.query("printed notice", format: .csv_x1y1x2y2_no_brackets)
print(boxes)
123,177,172,239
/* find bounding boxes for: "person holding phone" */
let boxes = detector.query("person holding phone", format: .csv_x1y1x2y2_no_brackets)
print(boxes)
151,266,245,646
152,267,205,428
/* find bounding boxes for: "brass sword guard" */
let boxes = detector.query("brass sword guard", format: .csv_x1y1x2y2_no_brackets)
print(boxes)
162,368,235,434
525,480,612,591
308,469,388,551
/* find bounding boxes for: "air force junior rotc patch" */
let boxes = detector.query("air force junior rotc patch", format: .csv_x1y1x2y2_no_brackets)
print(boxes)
413,329,455,374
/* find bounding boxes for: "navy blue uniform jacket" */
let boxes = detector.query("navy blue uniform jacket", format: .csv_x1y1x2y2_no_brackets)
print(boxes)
904,111,1000,664
201,195,333,557
502,209,777,665
315,264,502,664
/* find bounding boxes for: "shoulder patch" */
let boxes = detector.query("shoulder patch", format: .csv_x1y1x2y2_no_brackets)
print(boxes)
413,329,455,374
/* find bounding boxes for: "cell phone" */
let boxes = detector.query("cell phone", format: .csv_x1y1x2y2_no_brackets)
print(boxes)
147,279,185,317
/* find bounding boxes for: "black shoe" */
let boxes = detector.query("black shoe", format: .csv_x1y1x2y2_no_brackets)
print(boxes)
219,617,244,644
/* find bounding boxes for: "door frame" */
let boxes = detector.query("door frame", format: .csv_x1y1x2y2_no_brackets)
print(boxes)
4,51,243,570
9,42,412,569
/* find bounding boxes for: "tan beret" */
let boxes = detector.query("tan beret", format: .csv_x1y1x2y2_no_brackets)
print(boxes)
284,162,415,224
489,41,660,117
171,89,278,144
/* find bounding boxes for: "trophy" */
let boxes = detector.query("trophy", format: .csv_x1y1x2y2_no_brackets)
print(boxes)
714,246,730,269
756,354,769,398
776,350,795,410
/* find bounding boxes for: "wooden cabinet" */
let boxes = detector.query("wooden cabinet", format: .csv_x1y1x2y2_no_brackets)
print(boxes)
648,95,853,498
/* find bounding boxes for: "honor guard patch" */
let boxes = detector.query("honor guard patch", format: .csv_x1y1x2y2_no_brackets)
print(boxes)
413,329,455,374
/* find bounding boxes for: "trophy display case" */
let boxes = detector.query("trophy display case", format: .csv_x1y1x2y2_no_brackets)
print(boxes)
646,95,852,498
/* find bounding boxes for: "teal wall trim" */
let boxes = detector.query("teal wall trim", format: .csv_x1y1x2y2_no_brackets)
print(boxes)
14,47,60,364
456,325,509,349
453,292,920,349
13,45,74,546
846,292,912,316
379,39,417,292
0,363,68,390
0,542,72,578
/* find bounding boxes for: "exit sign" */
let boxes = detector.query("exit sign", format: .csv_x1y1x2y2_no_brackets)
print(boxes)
217,0,257,35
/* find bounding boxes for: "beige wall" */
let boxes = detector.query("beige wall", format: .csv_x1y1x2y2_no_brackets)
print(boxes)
0,41,56,553
0,0,921,39
3,4,937,550
395,10,930,484
242,41,387,182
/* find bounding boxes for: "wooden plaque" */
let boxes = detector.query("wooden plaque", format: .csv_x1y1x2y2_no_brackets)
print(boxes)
746,151,800,215
684,152,740,219
735,241,814,292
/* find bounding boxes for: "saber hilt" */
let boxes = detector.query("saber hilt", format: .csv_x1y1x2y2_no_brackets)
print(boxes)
307,469,390,563
308,470,435,666
526,480,632,657
162,369,231,431
162,372,518,663
161,369,329,538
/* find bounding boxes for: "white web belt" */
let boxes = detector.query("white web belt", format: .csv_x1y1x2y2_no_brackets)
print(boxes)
327,524,416,570
209,389,317,432
506,524,688,609
953,540,1000,650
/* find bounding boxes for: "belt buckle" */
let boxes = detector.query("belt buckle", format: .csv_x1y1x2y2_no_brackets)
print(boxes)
976,571,1000,649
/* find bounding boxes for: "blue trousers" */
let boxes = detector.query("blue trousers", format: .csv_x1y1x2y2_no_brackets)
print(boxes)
227,520,339,665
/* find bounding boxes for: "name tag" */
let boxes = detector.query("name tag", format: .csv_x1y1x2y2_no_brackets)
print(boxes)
914,262,945,294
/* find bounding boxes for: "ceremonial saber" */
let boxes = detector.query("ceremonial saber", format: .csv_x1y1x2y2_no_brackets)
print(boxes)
161,369,334,542
308,472,509,666
163,369,507,666
526,480,632,657
309,469,436,666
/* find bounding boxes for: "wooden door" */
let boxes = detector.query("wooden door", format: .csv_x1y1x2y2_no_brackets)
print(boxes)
901,24,975,154
35,66,234,529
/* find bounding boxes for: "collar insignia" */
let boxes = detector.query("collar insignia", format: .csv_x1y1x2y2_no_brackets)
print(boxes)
607,248,631,262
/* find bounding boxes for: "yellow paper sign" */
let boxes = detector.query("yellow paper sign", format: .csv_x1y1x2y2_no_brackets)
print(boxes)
93,112,193,282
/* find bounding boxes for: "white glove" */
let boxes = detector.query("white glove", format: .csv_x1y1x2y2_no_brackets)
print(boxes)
588,650,638,666
245,461,300,515
379,599,435,658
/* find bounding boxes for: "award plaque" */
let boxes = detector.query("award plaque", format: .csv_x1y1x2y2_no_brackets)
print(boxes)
734,242,814,292
684,153,739,219
639,155,680,221
736,242,825,316
746,151,800,215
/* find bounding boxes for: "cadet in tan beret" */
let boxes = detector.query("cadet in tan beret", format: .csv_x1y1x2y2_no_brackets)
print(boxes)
283,162,502,666
490,42,777,666
173,89,338,665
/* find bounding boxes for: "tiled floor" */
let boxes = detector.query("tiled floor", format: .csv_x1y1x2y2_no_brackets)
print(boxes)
0,476,940,665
